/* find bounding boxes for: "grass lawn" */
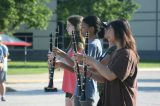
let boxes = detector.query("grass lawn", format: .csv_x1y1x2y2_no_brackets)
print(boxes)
8,61,48,75
138,60,160,68
7,60,160,75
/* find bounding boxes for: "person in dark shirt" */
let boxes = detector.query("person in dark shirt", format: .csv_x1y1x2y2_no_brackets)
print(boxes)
75,19,139,106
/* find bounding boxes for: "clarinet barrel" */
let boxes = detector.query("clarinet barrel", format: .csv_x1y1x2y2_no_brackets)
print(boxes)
80,32,89,102
72,31,82,97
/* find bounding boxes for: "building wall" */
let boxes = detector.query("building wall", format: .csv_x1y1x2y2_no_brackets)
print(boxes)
128,0,160,60
10,0,160,61
131,0,160,51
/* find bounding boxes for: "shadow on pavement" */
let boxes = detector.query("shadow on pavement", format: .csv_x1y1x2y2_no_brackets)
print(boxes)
138,79,160,83
138,87,160,92
7,89,64,96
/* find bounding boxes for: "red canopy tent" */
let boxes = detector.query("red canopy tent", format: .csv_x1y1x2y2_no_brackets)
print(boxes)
0,33,32,62
0,33,32,46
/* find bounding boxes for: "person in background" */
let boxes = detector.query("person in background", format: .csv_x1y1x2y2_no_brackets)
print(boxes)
0,36,9,101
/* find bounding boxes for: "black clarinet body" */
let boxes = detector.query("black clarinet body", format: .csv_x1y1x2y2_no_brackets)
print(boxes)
80,32,89,101
48,33,55,88
44,28,59,92
72,31,82,97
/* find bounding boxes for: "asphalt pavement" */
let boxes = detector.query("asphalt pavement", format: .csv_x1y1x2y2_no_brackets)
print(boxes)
0,69,160,106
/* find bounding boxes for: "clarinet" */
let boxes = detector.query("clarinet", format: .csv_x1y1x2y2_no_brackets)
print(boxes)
44,28,59,92
80,32,89,101
72,31,82,97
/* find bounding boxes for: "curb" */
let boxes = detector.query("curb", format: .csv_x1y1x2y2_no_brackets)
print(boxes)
7,73,63,84
7,78,63,84
139,68,160,71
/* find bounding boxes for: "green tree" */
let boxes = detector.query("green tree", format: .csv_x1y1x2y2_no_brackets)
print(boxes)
57,0,139,21
0,0,53,32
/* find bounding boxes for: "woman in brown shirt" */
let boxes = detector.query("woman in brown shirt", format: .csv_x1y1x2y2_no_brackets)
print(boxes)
75,19,139,106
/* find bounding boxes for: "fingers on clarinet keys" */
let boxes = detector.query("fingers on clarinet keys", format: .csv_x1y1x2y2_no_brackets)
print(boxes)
52,47,58,53
82,55,86,62
78,68,85,75
48,52,55,59
47,52,52,58
73,65,77,72
74,53,83,62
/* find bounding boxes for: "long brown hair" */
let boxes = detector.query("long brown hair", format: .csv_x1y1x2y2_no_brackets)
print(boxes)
67,15,85,50
108,19,139,61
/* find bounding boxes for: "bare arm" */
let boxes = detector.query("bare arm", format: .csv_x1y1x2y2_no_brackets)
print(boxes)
78,65,105,83
60,62,75,72
63,54,74,66
91,59,117,81
55,61,75,73
75,53,117,81
53,47,74,66
88,70,105,83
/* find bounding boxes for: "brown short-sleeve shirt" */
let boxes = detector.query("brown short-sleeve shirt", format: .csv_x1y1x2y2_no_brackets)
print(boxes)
102,48,138,106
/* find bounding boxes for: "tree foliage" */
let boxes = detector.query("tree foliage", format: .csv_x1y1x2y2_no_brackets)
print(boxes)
0,0,53,32
57,0,139,22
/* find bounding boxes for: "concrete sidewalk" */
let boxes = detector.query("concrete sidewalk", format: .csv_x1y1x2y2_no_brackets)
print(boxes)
6,68,160,84
7,70,63,84
139,68,160,71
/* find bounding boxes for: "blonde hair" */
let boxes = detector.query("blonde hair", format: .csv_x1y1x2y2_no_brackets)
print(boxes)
67,15,85,50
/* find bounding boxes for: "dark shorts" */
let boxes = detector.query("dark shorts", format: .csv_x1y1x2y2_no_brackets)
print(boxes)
0,71,6,83
66,92,73,98
73,95,94,106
